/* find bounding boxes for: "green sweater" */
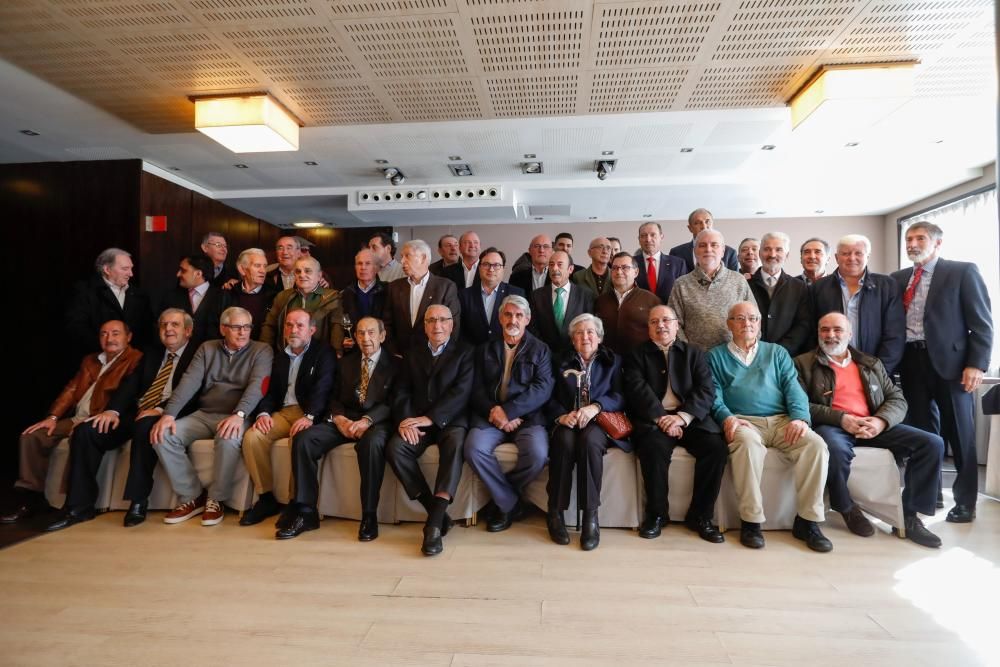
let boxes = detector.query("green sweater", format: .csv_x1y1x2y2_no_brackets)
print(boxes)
706,341,811,424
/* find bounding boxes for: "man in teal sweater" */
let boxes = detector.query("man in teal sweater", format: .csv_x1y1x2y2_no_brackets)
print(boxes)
706,301,831,552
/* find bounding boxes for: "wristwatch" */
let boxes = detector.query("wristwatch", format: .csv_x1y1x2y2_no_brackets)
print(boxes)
304,414,315,421
235,410,246,419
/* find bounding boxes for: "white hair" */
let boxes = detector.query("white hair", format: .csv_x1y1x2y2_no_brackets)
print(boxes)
837,234,871,256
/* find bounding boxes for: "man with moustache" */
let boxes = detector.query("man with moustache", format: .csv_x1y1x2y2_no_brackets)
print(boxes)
224,248,278,340
386,305,473,556
738,238,761,279
464,296,555,532
748,232,812,357
262,256,345,356
429,234,460,276
634,222,687,303
668,208,739,273
384,239,461,355
797,238,830,285
571,237,613,295
594,252,661,355
442,231,482,290
795,312,943,547
529,250,596,354
509,235,553,294
458,247,525,346
161,254,224,344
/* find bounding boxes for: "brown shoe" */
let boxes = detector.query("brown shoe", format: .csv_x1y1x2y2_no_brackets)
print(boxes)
201,498,225,526
840,505,874,537
164,490,207,524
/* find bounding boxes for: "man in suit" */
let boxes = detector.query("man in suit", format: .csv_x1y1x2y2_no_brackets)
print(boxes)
66,247,153,356
624,305,728,543
811,234,905,374
738,237,761,279
634,222,687,303
464,295,555,532
748,232,812,357
595,252,661,355
161,253,224,345
384,239,461,355
795,312,944,547
509,234,553,295
224,248,278,340
262,256,344,357
386,305,474,556
201,232,239,288
571,237,613,296
370,231,405,283
429,234,460,276
240,309,335,526
442,231,481,290
528,250,596,354
891,221,993,523
118,308,199,527
2,320,143,527
280,316,397,541
150,307,273,527
554,232,586,273
458,247,525,346
668,208,739,273
341,249,386,351
267,236,302,291
798,237,830,286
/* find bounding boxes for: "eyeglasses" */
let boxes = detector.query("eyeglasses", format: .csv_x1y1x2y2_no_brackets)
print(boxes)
424,317,453,325
728,315,761,323
205,241,228,249
481,262,504,270
611,265,635,272
530,244,552,251
222,324,253,332
590,244,612,251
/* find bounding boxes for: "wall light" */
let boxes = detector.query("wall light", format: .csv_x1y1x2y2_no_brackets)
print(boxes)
193,93,300,153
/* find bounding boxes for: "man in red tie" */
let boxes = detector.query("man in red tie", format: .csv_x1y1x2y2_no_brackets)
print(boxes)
633,222,687,304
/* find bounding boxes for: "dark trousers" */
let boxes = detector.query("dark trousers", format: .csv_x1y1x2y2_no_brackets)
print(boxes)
635,426,728,521
386,425,466,501
123,415,159,502
900,346,978,506
291,421,390,511
815,423,943,516
65,419,134,510
546,423,609,512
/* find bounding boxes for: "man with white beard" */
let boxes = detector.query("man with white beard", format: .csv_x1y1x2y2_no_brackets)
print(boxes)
794,312,944,548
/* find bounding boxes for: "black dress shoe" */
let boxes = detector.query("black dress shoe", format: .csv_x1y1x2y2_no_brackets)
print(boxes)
440,513,453,536
792,515,833,553
638,514,666,539
580,510,600,551
358,513,379,541
896,514,942,548
486,501,518,533
275,511,319,540
936,491,945,509
123,501,148,527
685,517,725,544
45,508,96,532
421,525,444,556
546,510,570,545
0,503,35,524
946,504,976,523
239,493,280,526
740,521,765,549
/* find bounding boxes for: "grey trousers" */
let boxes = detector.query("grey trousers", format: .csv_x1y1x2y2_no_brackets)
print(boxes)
155,410,246,504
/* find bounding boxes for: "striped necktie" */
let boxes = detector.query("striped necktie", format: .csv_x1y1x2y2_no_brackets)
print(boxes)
138,352,176,412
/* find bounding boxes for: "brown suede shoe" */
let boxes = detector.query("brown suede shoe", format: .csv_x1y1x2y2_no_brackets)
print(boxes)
840,505,874,537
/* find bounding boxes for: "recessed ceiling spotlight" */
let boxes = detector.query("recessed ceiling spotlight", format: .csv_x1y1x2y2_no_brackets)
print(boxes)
755,210,766,215
304,161,318,166
19,129,40,136
761,145,776,150
523,153,536,159
601,150,615,156
522,161,543,174
814,209,825,214
375,159,388,164
448,163,473,177
382,166,405,185
588,216,597,220
169,167,182,171
448,155,462,161
932,139,945,144
642,214,652,218
845,142,859,147
680,147,694,153
234,164,249,168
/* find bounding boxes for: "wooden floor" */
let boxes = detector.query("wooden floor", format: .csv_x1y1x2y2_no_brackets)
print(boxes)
2,499,998,667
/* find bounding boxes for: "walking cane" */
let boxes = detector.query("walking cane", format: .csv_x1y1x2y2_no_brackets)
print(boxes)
562,368,586,531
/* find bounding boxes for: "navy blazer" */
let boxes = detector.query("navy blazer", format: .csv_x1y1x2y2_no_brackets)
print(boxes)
106,342,199,418
633,253,688,304
327,349,396,425
509,267,550,295
811,269,905,374
667,241,739,274
546,346,630,451
458,282,525,346
254,339,335,419
749,269,813,357
470,332,554,428
528,283,596,354
623,339,720,436
393,337,474,429
891,258,993,379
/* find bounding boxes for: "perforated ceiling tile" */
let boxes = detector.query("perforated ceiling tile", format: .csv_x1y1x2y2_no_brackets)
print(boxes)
186,0,318,24
48,0,193,29
831,0,992,57
916,56,997,97
458,129,519,155
323,0,454,18
109,32,259,90
224,26,361,82
284,85,393,124
99,96,193,134
593,2,721,67
541,127,602,153
686,64,802,109
589,68,687,113
471,11,585,73
712,0,859,61
342,16,468,79
385,79,483,120
623,123,694,149
0,2,70,36
487,74,578,117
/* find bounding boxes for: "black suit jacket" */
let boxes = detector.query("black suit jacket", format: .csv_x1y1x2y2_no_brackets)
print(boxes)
891,258,993,379
458,282,525,346
265,267,293,292
623,339,720,436
442,261,481,292
254,340,335,419
160,284,224,345
384,274,461,354
528,283,596,353
106,342,199,418
209,263,240,289
749,269,812,357
633,254,688,304
327,349,396,424
668,241,739,274
509,267,550,295
393,338,474,429
66,275,154,354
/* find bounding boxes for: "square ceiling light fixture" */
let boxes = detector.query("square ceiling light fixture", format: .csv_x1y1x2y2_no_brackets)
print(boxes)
789,62,917,133
193,93,300,153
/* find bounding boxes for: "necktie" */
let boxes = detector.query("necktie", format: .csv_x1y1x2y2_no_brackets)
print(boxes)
188,288,199,313
766,274,776,297
358,357,371,403
646,257,657,291
138,353,176,412
553,287,567,329
903,265,924,311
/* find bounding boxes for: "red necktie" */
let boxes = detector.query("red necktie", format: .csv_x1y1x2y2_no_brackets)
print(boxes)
903,265,923,311
646,257,657,292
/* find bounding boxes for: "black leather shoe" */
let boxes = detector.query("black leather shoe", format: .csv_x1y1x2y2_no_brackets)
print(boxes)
638,513,666,539
358,513,379,541
792,515,833,553
440,512,453,536
486,502,518,533
546,510,570,545
0,503,36,524
580,510,600,551
123,501,148,527
935,491,945,509
946,504,976,523
896,514,942,548
275,507,297,531
240,494,280,526
740,521,765,549
421,524,443,556
45,508,96,532
840,504,875,537
685,517,724,544
276,511,319,540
